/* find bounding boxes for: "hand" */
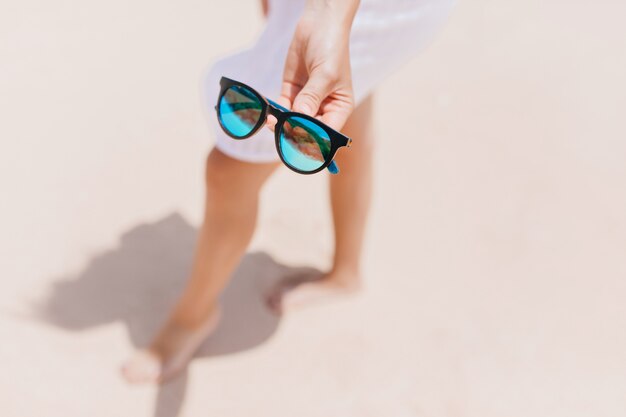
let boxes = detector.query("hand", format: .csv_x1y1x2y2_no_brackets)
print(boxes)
278,5,357,131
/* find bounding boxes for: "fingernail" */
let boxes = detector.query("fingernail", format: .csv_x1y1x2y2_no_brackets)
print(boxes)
295,103,312,115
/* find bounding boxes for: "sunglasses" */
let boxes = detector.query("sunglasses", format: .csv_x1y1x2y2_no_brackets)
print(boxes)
215,76,352,175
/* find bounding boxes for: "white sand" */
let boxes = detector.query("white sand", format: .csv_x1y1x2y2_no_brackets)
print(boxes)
1,1,625,416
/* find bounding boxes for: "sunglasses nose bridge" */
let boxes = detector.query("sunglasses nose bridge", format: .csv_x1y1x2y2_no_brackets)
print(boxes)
263,104,282,131
267,105,282,118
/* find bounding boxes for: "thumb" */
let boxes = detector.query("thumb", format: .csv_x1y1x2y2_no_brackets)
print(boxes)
291,72,334,117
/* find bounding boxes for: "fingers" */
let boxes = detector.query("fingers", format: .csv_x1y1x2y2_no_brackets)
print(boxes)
277,82,296,110
279,78,353,131
319,105,352,132
291,71,335,117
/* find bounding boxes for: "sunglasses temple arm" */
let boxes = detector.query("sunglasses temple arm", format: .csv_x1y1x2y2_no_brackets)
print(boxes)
327,160,339,174
266,98,289,112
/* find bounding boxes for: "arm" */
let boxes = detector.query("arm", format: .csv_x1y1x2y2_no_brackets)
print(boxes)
278,0,361,131
304,0,361,25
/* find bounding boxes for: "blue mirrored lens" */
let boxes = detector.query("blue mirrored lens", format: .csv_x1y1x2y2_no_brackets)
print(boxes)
218,86,263,137
279,116,331,172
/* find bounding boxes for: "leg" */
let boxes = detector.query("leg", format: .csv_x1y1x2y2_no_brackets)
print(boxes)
267,95,374,311
123,148,279,384
328,94,374,280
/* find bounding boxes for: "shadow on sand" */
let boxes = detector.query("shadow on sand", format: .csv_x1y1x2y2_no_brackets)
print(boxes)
37,213,320,417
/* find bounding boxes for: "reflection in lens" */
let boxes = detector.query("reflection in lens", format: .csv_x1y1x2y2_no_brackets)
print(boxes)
218,85,263,137
279,116,331,172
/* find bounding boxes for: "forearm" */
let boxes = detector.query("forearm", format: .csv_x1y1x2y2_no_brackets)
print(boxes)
304,0,361,28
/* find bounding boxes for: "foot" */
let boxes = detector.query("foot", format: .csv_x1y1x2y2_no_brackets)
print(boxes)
266,269,360,313
121,306,221,384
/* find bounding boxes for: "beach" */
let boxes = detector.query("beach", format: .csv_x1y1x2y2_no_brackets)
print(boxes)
1,1,625,416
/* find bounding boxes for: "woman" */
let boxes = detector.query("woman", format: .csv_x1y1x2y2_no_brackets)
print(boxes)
123,0,455,384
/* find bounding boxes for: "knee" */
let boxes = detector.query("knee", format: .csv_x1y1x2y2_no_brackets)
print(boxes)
204,148,232,197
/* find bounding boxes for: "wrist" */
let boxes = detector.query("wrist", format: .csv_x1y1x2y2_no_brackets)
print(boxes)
303,0,360,28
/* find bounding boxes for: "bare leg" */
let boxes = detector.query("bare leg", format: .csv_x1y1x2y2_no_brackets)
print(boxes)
267,95,374,311
122,148,278,384
328,95,374,280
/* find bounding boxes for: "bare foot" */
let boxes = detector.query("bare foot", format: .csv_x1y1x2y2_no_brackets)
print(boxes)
266,269,360,313
121,306,221,384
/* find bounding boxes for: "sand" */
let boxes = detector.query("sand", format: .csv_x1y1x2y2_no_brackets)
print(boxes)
1,0,625,416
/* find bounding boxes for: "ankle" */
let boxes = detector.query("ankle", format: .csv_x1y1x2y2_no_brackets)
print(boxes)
325,266,361,288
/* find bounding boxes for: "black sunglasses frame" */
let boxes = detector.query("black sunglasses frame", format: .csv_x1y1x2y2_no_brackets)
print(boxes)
215,76,352,175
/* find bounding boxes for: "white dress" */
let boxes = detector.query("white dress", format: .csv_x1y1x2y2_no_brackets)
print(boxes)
204,0,456,163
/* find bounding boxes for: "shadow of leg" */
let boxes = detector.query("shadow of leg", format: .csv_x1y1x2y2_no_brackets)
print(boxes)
154,370,188,417
35,213,322,417
197,252,320,356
